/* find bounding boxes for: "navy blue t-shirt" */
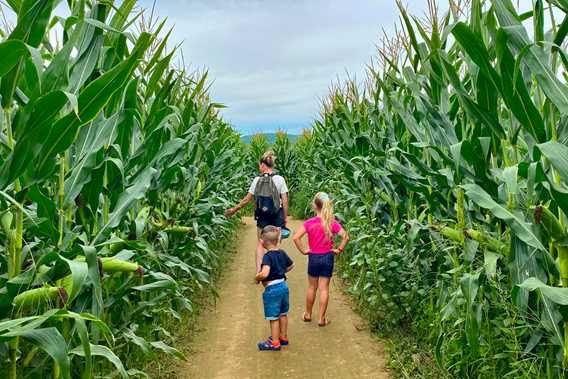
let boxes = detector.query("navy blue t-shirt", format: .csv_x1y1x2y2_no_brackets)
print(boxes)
261,249,294,283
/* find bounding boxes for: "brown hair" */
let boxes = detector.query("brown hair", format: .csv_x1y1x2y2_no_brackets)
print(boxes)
313,192,334,239
260,225,280,246
260,151,276,168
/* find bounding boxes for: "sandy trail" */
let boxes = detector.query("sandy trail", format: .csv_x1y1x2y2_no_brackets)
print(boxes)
177,218,390,379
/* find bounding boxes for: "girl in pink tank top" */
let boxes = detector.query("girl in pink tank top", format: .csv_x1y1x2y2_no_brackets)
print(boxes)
293,192,349,326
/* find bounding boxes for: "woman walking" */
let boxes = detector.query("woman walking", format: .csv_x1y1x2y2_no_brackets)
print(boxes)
225,151,289,272
293,192,349,326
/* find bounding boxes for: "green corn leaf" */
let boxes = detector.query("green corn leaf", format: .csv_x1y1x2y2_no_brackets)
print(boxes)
451,22,501,90
68,4,108,94
4,327,71,379
538,142,568,185
124,328,153,357
59,257,88,303
93,167,157,244
554,14,568,50
463,184,546,251
4,0,22,12
9,0,55,47
64,113,120,205
1,0,55,106
73,318,92,379
150,341,185,360
0,90,78,189
109,0,137,31
519,277,568,305
35,32,152,176
132,279,176,292
521,46,568,114
145,51,175,100
0,40,30,77
82,245,103,320
495,30,546,142
70,344,127,379
484,251,500,279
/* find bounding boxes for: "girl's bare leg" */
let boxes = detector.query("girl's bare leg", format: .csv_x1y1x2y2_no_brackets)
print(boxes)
317,277,331,324
305,276,319,319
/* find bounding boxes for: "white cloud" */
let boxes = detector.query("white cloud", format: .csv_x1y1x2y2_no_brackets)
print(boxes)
3,0,539,134
140,0,427,133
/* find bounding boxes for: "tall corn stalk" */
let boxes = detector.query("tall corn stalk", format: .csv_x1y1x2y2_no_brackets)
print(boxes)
293,0,568,376
0,1,247,377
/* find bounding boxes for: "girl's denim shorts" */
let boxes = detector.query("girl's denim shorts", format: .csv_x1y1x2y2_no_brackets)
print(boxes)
307,253,334,278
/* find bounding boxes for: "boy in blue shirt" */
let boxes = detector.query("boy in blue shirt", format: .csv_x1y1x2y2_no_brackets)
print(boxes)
255,225,295,351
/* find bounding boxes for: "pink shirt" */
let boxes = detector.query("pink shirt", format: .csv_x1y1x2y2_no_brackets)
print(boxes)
304,216,342,254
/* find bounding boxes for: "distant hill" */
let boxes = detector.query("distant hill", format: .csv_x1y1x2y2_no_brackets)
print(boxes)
241,133,299,144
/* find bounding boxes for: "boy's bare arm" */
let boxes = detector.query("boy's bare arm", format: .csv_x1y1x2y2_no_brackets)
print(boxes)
255,265,270,281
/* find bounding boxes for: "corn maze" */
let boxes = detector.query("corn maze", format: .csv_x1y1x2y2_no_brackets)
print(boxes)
1,0,568,378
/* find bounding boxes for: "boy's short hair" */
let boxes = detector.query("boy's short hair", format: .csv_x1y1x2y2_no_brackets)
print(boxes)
261,225,280,245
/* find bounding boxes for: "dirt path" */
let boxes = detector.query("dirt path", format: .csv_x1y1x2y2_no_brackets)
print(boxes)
177,218,390,378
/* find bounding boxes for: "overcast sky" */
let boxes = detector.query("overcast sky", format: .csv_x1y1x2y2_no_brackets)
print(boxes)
138,0,439,134
3,1,535,135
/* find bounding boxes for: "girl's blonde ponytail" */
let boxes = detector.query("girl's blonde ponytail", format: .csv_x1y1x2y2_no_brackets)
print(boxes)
314,192,334,239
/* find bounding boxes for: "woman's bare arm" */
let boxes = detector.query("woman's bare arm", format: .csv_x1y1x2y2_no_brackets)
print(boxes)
225,193,253,218
281,192,289,224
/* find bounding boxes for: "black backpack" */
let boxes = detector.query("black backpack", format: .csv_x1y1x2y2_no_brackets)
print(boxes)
254,173,281,218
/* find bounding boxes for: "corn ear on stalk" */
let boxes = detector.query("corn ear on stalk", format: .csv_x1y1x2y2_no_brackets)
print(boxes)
13,286,68,308
100,258,144,276
1,211,13,233
431,225,465,243
163,226,193,234
534,206,566,241
465,229,503,252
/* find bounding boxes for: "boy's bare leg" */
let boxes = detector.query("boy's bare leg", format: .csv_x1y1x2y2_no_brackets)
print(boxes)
305,276,319,320
270,320,280,343
279,315,288,340
317,277,331,324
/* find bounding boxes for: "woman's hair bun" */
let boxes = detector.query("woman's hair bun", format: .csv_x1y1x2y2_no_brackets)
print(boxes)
260,151,276,168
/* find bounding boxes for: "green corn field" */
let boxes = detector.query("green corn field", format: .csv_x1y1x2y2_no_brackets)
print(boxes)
0,1,247,377
1,0,568,378
291,0,568,377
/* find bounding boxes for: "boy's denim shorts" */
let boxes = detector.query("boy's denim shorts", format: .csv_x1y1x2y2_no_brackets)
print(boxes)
262,281,289,320
308,253,335,278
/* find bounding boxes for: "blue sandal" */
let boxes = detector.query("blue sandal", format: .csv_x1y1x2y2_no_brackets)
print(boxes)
258,340,281,351
268,336,289,346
